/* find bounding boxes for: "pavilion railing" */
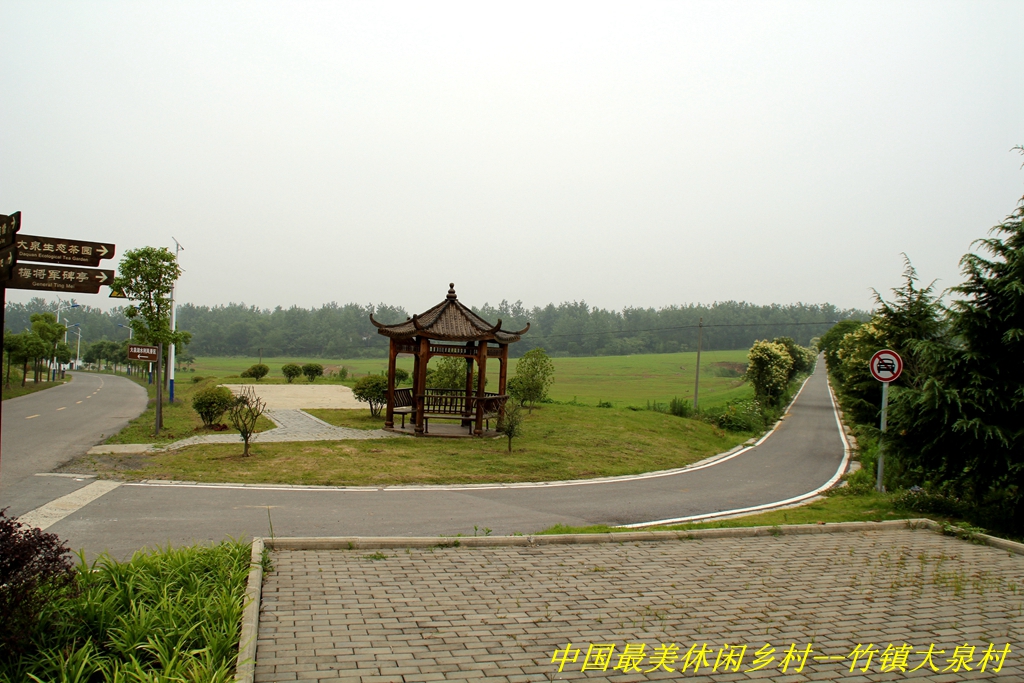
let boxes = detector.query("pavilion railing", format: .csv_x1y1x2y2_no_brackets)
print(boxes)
391,388,507,432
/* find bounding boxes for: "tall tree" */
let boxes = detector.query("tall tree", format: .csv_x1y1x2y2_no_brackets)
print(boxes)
112,247,191,389
888,193,1024,531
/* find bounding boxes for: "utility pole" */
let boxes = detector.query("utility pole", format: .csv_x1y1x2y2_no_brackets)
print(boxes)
168,237,183,403
693,317,704,411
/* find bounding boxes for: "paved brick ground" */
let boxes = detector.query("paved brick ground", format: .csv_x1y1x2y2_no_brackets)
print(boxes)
254,529,1023,682
163,409,392,450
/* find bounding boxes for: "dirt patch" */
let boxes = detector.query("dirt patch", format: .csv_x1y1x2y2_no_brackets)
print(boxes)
712,361,746,373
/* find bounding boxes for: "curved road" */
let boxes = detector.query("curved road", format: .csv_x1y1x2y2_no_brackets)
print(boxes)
2,362,847,559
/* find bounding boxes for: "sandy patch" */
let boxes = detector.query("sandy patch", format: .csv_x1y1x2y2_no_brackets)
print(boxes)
220,384,362,409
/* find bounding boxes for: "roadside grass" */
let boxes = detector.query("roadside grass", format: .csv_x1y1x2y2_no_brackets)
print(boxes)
0,541,249,683
82,405,751,486
104,375,275,445
538,493,915,535
2,375,69,401
194,349,752,407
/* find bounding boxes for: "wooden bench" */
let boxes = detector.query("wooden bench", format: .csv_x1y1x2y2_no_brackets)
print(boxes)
392,388,415,428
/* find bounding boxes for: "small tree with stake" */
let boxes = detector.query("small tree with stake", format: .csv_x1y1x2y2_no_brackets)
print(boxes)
499,403,524,453
228,386,267,456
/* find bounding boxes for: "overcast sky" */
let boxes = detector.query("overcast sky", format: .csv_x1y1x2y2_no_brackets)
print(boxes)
2,1,1022,315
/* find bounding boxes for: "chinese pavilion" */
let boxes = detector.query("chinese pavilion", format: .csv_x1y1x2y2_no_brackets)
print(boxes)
369,283,529,436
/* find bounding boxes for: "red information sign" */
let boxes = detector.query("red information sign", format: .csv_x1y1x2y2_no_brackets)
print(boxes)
869,349,903,383
128,345,160,362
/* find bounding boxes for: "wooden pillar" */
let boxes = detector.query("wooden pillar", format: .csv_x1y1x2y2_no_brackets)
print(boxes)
498,344,509,395
415,336,430,435
385,339,397,428
498,343,509,425
475,341,488,435
463,341,475,428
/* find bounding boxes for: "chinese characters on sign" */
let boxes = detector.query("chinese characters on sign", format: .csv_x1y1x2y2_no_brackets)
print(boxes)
127,345,160,362
550,641,1012,676
7,266,115,294
15,234,115,267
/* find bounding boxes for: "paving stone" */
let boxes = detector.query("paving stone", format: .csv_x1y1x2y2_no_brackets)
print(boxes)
254,529,1023,681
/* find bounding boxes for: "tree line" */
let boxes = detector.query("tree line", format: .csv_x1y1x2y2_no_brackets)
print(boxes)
5,298,865,359
819,187,1024,534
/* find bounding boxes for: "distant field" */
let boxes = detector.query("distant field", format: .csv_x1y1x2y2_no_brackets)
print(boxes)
193,350,751,407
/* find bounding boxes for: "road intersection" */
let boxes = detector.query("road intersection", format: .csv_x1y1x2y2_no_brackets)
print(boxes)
1,361,848,560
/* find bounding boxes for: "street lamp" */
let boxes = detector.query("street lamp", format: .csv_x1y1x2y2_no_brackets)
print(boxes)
117,324,137,378
117,323,133,340
52,298,80,381
66,323,82,370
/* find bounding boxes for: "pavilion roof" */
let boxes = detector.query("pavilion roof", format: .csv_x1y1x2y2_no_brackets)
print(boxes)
370,284,529,343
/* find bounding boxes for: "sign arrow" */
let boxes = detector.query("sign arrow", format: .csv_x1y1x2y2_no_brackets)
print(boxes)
95,272,108,283
96,245,108,257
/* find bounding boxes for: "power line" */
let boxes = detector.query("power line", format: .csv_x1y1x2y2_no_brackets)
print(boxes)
523,320,841,341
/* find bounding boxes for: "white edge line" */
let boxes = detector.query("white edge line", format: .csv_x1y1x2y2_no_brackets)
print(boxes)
618,368,851,528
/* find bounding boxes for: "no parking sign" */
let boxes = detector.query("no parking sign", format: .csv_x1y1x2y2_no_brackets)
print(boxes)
868,348,902,493
869,349,902,383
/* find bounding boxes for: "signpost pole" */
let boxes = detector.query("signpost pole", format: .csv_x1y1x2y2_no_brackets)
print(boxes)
168,238,183,404
693,317,703,410
877,381,889,492
155,342,163,435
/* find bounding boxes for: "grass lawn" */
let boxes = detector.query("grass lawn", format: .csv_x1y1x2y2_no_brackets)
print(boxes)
193,349,753,407
82,404,750,486
104,375,275,445
2,376,69,401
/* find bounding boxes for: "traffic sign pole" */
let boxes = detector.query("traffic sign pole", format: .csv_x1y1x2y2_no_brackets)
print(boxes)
868,349,902,493
877,381,889,492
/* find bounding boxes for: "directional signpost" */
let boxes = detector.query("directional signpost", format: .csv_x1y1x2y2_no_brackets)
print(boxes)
869,349,903,492
1,210,119,476
128,345,160,362
14,235,115,267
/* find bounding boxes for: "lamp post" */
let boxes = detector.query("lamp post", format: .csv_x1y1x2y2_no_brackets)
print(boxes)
118,324,138,378
168,238,184,403
66,323,82,370
52,299,80,381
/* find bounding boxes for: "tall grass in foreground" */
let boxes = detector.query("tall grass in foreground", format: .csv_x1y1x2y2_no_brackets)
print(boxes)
0,541,250,683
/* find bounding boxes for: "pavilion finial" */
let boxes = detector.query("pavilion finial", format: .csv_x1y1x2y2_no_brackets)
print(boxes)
447,283,457,300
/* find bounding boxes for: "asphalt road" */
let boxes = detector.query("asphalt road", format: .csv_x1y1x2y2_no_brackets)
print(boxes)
3,362,847,560
0,372,147,517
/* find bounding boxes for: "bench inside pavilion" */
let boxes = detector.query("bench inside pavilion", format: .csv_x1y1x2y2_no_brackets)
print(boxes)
369,283,529,437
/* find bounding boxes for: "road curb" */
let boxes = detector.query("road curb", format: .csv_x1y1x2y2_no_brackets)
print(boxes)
235,537,264,683
260,518,1024,554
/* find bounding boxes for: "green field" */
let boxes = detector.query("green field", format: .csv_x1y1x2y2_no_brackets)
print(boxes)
83,403,749,486
192,350,751,408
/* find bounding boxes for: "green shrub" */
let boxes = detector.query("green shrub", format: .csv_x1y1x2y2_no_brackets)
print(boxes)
745,340,793,406
353,374,388,417
240,363,269,380
191,386,236,427
334,366,350,381
301,363,323,383
426,357,466,390
668,396,693,418
828,467,875,497
703,399,765,433
281,363,302,383
508,348,554,407
392,368,408,385
0,541,249,682
0,509,78,656
191,375,205,383
891,488,969,518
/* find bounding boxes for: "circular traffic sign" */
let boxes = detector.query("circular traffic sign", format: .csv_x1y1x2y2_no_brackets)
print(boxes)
869,349,903,383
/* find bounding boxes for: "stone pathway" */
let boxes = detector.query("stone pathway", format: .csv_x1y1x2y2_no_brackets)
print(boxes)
254,528,1023,682
162,409,394,450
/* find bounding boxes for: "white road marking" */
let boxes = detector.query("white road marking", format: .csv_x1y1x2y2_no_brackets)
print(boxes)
17,480,122,530
26,414,39,419
76,400,83,404
57,407,66,411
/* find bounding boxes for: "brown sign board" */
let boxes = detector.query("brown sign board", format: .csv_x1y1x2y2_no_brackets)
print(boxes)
0,212,21,250
128,345,160,362
6,265,115,294
16,234,115,267
0,244,17,283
